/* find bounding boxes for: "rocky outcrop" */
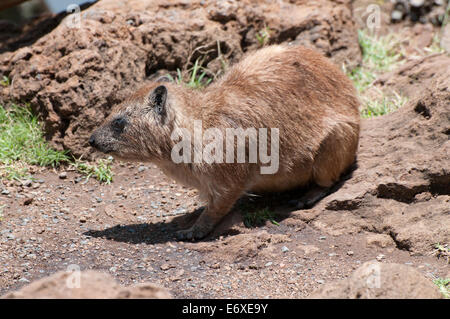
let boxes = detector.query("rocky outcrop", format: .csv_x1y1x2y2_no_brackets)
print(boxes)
1,270,171,299
374,53,450,98
0,0,361,157
309,261,443,298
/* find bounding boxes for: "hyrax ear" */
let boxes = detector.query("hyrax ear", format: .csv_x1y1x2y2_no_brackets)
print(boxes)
155,75,171,83
149,85,167,116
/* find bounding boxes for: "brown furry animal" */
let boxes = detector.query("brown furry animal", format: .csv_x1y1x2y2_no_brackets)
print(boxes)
89,45,360,240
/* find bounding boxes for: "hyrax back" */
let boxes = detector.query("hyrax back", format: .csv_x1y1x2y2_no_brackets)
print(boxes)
89,45,360,240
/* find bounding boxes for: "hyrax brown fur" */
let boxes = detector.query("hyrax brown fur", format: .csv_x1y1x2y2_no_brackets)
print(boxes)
89,45,360,240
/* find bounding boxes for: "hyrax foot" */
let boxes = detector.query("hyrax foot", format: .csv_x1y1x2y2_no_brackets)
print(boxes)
175,223,213,241
175,213,217,241
294,186,331,209
175,190,242,241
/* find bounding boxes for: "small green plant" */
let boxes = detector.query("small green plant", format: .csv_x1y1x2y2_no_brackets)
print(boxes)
243,207,279,228
360,91,408,118
431,244,449,298
0,104,69,180
1,164,30,180
346,66,377,94
346,30,405,94
256,26,271,47
345,29,407,118
357,29,404,73
73,156,114,184
0,76,10,87
167,58,212,89
433,278,449,299
0,103,115,183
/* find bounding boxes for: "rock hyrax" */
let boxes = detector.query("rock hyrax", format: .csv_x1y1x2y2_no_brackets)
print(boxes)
89,44,360,240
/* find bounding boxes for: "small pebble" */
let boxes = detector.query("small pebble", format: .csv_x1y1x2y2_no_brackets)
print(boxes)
161,263,173,271
59,172,67,179
23,197,34,205
22,180,32,187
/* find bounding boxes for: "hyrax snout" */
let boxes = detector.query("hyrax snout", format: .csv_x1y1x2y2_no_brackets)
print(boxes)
90,45,360,240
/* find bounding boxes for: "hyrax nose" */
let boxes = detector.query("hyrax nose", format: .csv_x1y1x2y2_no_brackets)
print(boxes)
89,135,97,148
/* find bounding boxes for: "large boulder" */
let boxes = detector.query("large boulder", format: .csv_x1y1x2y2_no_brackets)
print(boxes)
289,54,450,255
1,270,171,299
0,0,361,157
309,261,443,299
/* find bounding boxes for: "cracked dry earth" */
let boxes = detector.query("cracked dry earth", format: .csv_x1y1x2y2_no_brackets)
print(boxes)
0,161,448,298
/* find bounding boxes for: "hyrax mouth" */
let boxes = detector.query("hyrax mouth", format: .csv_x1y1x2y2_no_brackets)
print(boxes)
89,133,114,154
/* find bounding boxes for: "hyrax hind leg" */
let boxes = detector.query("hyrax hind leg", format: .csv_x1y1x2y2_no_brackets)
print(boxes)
297,122,359,209
296,186,331,209
176,187,244,241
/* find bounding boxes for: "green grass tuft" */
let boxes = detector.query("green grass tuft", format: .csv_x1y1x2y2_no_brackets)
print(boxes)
243,207,279,228
1,76,10,87
0,103,114,183
347,29,405,94
72,156,114,184
346,29,408,118
0,104,69,179
357,29,404,73
433,278,449,299
167,58,212,89
360,92,408,118
256,26,271,47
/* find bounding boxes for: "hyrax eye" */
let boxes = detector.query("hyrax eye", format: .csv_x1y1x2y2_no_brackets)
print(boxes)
111,117,126,133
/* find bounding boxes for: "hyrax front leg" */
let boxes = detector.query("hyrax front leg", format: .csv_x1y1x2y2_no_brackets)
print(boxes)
175,189,243,241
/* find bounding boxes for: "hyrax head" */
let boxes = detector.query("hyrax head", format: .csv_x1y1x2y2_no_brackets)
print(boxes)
89,83,177,162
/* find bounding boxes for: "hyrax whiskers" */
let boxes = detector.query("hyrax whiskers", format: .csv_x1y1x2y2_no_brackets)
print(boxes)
89,45,360,240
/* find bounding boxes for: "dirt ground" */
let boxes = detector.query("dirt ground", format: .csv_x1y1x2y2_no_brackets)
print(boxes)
0,162,447,298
